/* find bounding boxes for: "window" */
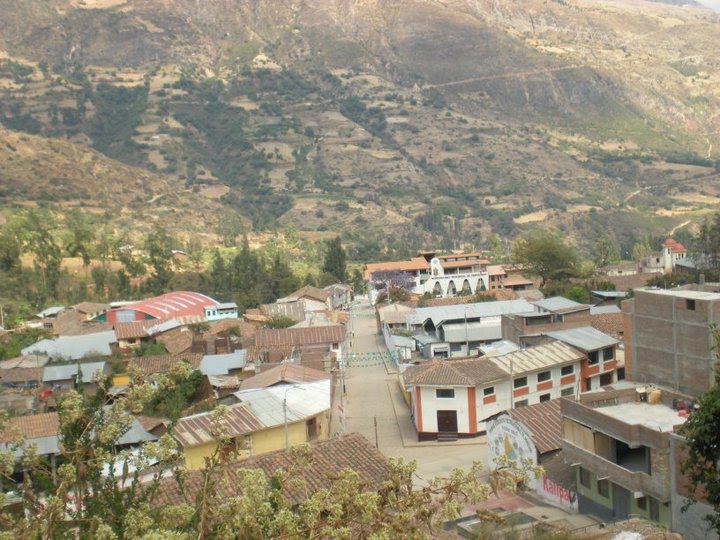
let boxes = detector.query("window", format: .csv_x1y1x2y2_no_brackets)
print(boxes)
585,378,592,391
603,347,614,361
637,496,647,511
579,467,591,488
561,365,574,376
537,371,551,383
483,386,494,396
561,387,574,397
686,299,696,311
436,389,455,399
600,372,613,386
539,393,551,402
597,479,609,498
588,351,599,365
513,377,528,389
514,399,528,408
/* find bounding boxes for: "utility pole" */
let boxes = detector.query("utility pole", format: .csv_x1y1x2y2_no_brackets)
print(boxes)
373,416,379,448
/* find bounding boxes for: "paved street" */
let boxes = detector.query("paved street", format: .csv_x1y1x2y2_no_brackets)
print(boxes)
339,301,600,533
342,300,489,484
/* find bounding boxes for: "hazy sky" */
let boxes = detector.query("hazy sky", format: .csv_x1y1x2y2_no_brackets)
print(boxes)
696,0,720,10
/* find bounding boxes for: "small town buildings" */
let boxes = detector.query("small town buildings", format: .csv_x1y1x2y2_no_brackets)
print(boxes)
541,327,620,392
640,238,688,274
365,251,493,303
153,433,390,509
0,411,161,482
278,285,332,312
491,400,577,510
402,341,585,440
204,302,239,321
323,283,353,309
238,363,330,391
42,361,109,396
407,299,534,358
376,302,415,332
173,378,331,470
623,286,720,396
97,291,233,324
253,325,346,365
501,297,591,346
561,385,691,528
199,350,247,377
113,319,182,350
22,330,117,361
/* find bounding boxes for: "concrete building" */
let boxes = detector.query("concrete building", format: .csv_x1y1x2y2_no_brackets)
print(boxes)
501,297,591,346
561,386,692,528
402,341,584,440
623,286,719,396
407,299,534,359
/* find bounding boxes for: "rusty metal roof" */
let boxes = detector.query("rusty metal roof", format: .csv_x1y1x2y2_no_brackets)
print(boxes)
172,403,264,448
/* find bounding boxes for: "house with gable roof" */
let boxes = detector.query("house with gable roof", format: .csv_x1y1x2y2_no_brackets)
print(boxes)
407,298,534,358
402,341,585,440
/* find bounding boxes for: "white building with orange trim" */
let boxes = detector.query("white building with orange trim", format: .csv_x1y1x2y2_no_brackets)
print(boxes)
402,341,584,441
364,252,492,304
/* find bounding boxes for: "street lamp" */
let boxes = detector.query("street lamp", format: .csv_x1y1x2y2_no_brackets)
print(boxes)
283,384,306,450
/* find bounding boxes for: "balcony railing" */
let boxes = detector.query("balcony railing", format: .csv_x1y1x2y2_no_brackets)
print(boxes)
562,441,670,502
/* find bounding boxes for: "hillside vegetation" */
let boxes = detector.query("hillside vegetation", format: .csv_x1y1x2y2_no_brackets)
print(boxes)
0,0,719,259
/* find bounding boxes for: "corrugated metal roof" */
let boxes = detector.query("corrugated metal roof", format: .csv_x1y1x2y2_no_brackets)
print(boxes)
489,341,584,374
234,380,331,427
442,320,503,342
546,326,619,352
200,350,247,376
532,296,587,313
589,305,621,315
407,299,534,327
172,403,264,448
478,340,521,357
114,291,219,319
36,306,66,318
42,361,107,382
392,335,414,348
590,291,628,299
509,399,562,454
22,330,116,360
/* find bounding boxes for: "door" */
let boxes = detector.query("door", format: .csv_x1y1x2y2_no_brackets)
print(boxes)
436,410,458,433
612,484,631,521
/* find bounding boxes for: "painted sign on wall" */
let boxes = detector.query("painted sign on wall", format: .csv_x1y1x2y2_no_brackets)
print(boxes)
487,414,577,510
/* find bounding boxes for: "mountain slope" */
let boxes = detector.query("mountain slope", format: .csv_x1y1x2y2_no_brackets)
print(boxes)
0,0,719,257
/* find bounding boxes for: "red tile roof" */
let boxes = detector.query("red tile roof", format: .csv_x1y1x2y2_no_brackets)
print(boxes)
239,363,330,390
403,357,507,387
286,285,330,303
254,326,346,348
508,399,562,455
590,312,624,339
152,433,389,507
663,238,686,253
0,412,59,442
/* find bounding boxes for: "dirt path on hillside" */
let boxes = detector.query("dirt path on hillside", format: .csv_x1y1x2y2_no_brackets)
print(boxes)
421,65,584,89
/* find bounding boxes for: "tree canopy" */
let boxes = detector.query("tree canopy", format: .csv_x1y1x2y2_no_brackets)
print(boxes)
322,236,347,284
512,230,580,288
0,368,540,538
680,340,720,535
